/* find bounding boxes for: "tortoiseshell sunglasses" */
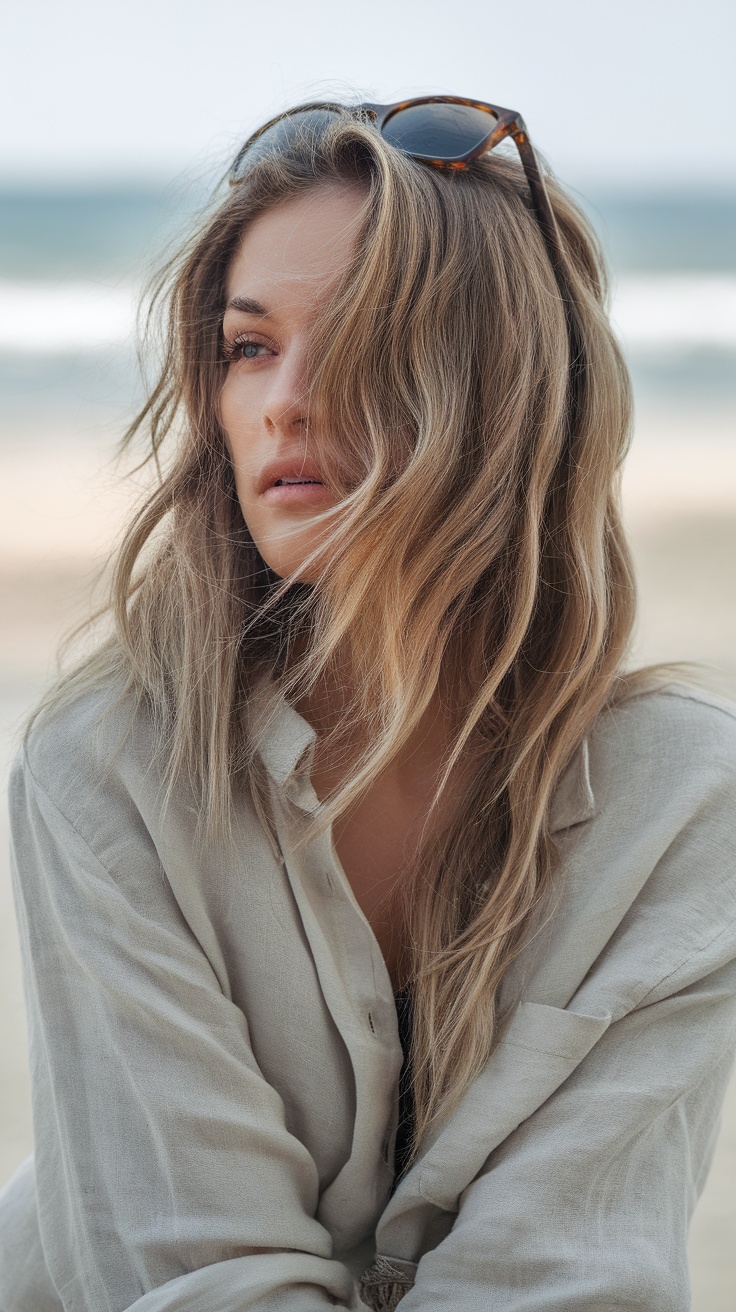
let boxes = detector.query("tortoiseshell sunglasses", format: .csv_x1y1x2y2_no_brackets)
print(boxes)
229,96,563,273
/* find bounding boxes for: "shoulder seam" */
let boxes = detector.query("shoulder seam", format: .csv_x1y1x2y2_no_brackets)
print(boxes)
14,752,121,885
613,684,736,725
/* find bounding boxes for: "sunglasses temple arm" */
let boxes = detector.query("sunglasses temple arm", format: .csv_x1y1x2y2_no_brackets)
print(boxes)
511,128,567,279
510,125,589,407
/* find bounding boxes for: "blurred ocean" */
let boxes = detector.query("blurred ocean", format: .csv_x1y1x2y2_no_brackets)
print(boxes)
0,185,734,437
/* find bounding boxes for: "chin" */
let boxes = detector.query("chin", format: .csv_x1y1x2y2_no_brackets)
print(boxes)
252,524,328,585
259,547,320,585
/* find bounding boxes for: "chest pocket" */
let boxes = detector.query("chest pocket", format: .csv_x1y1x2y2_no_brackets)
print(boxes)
415,1001,611,1211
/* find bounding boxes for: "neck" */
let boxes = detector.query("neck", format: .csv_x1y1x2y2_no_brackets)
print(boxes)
293,655,467,801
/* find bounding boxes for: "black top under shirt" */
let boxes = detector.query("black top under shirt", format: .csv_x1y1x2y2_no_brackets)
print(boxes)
393,987,415,1182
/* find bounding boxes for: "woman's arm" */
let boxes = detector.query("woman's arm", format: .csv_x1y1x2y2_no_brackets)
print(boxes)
8,749,367,1312
397,957,736,1311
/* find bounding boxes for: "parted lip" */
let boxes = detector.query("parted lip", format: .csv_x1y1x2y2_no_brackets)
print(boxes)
258,455,326,495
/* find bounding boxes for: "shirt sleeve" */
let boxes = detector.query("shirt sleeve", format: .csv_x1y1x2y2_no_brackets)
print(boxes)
8,751,368,1312
396,940,736,1311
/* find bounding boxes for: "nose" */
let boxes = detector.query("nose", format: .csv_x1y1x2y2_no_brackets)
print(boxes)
263,339,310,438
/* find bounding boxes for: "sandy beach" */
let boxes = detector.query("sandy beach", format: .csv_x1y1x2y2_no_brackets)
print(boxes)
1,411,735,1306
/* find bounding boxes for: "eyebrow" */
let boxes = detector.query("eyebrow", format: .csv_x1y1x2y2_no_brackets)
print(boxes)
225,295,268,315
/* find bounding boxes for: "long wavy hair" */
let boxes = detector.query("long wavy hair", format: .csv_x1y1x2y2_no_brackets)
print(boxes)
38,109,638,1156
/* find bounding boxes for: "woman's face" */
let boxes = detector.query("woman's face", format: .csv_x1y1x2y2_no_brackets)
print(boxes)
220,183,365,581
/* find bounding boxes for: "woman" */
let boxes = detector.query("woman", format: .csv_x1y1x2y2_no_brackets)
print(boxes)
2,98,735,1312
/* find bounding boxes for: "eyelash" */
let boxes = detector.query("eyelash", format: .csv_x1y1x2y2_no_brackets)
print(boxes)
222,333,275,363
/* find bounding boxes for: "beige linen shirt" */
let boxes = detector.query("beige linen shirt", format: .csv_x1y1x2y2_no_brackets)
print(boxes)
1,681,736,1312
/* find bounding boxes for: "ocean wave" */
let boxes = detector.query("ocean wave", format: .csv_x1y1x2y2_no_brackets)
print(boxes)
1,275,736,356
0,282,137,352
612,275,736,351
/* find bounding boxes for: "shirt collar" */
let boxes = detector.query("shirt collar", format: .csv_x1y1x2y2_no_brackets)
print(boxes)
247,678,317,792
250,678,596,832
548,738,596,833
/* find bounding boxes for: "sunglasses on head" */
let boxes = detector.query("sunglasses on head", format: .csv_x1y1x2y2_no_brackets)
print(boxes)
229,96,563,277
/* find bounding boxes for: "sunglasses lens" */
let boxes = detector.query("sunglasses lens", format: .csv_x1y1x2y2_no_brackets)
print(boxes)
381,102,498,162
231,108,342,180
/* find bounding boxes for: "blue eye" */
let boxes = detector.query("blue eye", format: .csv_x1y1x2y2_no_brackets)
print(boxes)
223,334,272,362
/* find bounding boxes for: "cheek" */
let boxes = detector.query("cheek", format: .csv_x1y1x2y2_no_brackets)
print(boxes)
218,371,240,445
219,371,259,473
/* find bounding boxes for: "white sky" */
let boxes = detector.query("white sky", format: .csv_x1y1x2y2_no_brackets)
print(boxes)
1,0,734,187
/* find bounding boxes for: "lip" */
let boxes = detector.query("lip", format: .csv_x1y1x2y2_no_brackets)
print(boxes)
261,482,333,506
258,461,326,501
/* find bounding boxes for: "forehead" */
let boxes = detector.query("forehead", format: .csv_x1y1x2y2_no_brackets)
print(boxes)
225,184,367,312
